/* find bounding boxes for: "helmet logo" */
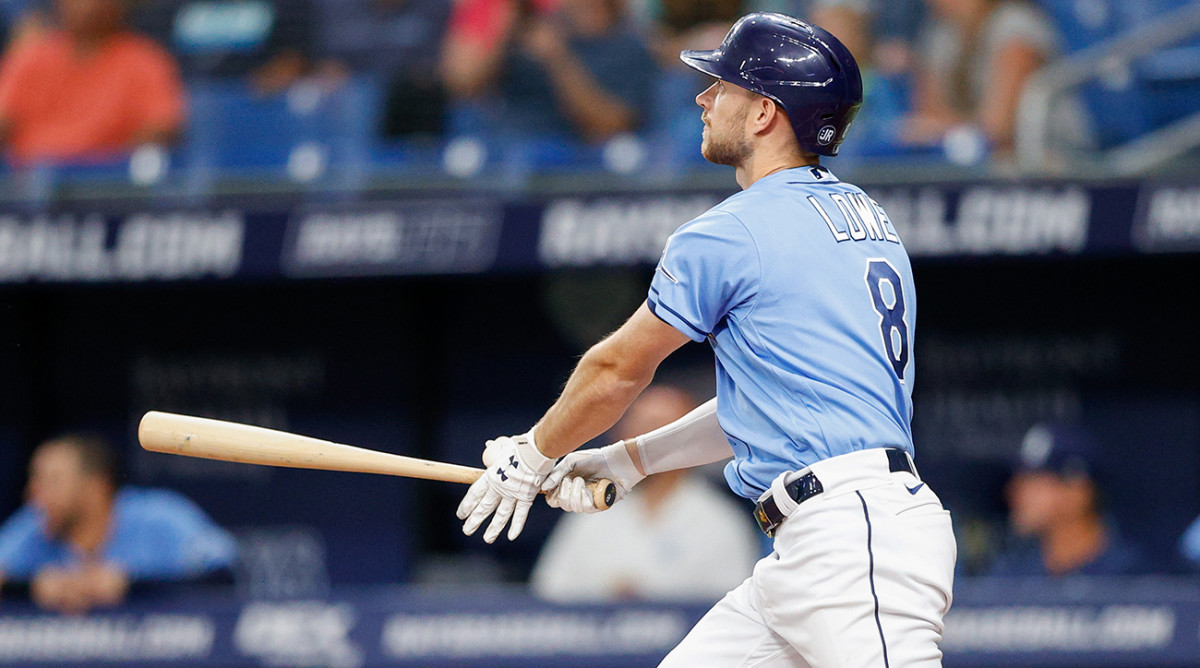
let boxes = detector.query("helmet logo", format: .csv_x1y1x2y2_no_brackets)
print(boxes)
817,125,837,146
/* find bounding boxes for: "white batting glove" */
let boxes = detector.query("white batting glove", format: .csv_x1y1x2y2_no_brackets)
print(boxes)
457,432,555,543
542,441,645,513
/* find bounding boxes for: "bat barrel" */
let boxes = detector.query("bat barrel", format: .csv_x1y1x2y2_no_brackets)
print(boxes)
138,411,483,484
138,411,615,509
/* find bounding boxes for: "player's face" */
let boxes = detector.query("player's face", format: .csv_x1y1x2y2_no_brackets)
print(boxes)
927,0,988,24
1006,471,1093,536
26,445,88,538
56,0,123,36
696,79,753,167
614,386,694,441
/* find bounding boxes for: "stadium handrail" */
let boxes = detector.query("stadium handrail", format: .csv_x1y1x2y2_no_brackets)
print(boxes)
1017,1,1200,175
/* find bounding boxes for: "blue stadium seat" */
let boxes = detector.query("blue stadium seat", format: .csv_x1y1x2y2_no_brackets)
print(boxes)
136,416,417,585
369,139,442,172
182,76,382,186
1131,3,1200,133
1039,0,1120,52
1038,0,1200,148
643,69,710,170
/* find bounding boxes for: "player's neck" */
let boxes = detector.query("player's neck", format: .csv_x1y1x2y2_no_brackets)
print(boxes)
67,27,119,57
735,150,818,189
69,492,114,557
1041,513,1107,576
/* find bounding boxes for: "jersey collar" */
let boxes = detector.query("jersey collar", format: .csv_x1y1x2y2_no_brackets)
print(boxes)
751,164,840,189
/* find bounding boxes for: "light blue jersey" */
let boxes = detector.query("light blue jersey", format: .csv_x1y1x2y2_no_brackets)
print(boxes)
648,165,916,500
0,487,237,581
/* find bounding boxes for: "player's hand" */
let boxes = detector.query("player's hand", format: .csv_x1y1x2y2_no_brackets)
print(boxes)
31,567,93,614
518,18,569,63
457,432,555,543
83,561,130,608
542,441,645,513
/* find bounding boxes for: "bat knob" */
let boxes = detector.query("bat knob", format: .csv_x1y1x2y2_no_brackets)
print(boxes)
590,479,617,510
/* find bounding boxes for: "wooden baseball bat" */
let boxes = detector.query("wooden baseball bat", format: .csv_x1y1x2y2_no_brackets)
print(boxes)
137,411,616,510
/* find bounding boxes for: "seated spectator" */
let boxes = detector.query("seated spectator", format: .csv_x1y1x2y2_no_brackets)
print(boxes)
809,0,910,158
988,422,1150,577
903,0,1086,161
626,0,735,164
0,0,185,167
530,385,760,602
313,0,452,139
645,0,739,69
441,0,657,144
868,0,924,77
439,0,557,103
0,434,236,614
130,0,315,95
1177,515,1200,569
1,0,51,52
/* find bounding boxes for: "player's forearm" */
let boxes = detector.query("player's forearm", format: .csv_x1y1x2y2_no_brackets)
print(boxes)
133,122,182,148
539,55,637,142
442,41,507,99
84,562,130,608
978,44,1043,153
630,398,732,474
533,343,654,459
534,303,689,458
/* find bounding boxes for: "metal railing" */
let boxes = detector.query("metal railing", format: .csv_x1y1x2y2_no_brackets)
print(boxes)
1016,2,1200,175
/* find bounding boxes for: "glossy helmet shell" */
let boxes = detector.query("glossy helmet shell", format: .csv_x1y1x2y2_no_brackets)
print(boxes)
681,12,863,156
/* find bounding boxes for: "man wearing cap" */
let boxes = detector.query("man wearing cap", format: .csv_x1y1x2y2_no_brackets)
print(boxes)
456,11,956,667
990,422,1149,577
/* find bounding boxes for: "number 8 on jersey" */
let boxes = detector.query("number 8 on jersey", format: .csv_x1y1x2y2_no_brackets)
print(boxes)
865,258,910,382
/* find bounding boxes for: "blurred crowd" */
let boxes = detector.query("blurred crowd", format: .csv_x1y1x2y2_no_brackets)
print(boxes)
4,396,1200,615
0,0,1197,616
4,0,1177,181
0,433,236,613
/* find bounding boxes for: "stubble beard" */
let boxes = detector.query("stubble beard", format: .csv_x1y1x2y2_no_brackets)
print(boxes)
41,510,76,541
701,106,752,167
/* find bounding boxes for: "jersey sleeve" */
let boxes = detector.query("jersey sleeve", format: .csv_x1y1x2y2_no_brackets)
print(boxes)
1181,515,1200,565
133,40,186,132
110,490,237,581
989,3,1059,56
0,507,49,579
528,513,611,602
0,38,39,123
647,211,760,342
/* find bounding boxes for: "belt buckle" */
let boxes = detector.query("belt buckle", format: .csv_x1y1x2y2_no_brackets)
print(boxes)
754,502,779,538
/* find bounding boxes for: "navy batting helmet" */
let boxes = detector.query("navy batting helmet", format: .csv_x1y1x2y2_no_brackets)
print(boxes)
680,12,863,156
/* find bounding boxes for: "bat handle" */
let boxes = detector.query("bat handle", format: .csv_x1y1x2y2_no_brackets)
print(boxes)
482,446,616,510
590,479,617,511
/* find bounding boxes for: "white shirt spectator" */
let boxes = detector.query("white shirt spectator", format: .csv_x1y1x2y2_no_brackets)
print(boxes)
531,473,761,603
918,0,1092,151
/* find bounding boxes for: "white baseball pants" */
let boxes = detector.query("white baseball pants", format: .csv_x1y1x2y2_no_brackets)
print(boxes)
660,448,956,668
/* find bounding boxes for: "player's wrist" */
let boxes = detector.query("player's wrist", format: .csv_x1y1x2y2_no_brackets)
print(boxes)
516,430,556,476
600,440,645,489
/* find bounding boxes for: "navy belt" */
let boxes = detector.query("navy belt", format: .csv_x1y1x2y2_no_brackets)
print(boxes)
754,448,915,537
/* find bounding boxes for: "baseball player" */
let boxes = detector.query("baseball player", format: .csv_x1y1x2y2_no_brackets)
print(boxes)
457,12,956,667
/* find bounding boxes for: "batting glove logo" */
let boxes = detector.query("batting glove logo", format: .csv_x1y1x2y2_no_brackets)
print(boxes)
457,432,556,543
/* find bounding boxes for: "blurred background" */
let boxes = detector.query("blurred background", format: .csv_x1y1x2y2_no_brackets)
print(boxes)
0,0,1198,665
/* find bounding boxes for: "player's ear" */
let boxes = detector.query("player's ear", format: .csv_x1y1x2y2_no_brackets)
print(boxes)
751,95,777,135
